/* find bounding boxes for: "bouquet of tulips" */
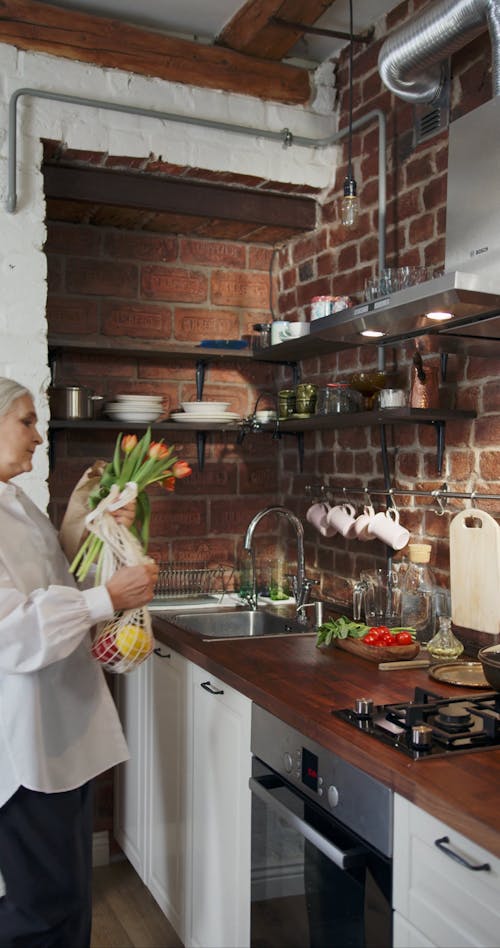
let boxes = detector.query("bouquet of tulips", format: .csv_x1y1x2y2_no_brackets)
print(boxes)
70,428,191,583
69,428,191,672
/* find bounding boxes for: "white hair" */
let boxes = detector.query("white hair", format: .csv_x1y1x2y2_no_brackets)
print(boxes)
0,378,33,419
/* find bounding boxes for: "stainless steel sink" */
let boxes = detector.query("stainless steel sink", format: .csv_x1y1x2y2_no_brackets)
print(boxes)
172,609,309,639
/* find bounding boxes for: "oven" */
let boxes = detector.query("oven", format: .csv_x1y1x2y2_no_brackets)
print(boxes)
249,705,393,948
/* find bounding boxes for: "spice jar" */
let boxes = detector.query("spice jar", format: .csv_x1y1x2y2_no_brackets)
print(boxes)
295,383,317,416
278,389,295,419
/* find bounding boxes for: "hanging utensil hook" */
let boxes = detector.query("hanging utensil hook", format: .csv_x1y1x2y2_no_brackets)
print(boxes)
432,483,448,517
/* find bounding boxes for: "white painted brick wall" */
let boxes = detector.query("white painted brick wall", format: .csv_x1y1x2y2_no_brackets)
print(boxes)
0,42,338,509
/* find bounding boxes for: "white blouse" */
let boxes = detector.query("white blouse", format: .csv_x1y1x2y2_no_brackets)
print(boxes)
0,480,129,809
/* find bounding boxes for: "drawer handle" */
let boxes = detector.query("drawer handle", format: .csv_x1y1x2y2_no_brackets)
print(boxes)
153,647,171,658
434,836,491,872
200,680,224,695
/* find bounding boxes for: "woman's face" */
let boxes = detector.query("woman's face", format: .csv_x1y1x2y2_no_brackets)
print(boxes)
0,395,43,482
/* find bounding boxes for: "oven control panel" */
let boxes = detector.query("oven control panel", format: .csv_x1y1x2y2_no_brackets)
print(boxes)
252,703,393,857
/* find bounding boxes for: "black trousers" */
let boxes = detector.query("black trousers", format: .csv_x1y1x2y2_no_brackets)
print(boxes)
0,782,93,948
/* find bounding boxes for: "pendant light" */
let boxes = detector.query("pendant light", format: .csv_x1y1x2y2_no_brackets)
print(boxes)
341,0,359,227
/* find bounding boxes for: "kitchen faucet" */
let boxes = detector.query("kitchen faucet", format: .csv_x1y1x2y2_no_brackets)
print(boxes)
243,505,317,622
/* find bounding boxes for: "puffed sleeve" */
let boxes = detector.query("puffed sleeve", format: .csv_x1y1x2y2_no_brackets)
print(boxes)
0,572,114,674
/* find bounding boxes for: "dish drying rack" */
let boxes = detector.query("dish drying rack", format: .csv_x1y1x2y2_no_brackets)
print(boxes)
151,562,232,608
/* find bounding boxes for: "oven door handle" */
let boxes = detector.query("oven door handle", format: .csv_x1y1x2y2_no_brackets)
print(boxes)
249,775,367,870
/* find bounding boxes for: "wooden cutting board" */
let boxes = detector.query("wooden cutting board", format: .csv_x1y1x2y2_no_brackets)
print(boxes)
336,637,420,663
450,508,500,635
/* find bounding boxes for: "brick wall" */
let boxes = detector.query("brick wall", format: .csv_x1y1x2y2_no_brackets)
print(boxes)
46,222,292,571
271,4,500,598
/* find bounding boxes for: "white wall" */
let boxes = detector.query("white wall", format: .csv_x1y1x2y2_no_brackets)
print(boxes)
0,43,338,510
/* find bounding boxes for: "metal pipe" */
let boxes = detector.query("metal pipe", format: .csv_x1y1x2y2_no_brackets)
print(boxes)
6,88,386,268
378,0,500,105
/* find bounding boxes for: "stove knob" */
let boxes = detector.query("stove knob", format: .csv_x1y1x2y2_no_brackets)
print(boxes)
354,698,374,718
411,724,433,749
283,752,293,773
327,785,340,809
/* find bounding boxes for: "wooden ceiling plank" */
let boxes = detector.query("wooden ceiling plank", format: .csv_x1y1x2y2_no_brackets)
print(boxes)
0,0,311,104
218,0,338,60
42,165,316,230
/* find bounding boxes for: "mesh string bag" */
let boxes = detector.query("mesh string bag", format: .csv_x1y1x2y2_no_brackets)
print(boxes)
87,483,154,673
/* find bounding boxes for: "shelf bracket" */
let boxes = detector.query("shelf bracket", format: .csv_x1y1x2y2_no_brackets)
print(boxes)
195,361,207,400
196,431,206,471
434,420,445,476
379,424,393,499
297,431,304,472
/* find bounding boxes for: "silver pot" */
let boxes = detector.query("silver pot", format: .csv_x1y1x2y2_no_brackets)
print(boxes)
49,385,103,420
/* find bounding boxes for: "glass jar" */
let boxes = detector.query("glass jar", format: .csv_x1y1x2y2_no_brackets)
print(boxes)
427,616,464,660
315,383,360,414
295,383,317,415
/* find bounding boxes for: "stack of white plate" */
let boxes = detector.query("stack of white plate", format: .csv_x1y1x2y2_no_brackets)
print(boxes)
106,394,165,423
171,401,240,424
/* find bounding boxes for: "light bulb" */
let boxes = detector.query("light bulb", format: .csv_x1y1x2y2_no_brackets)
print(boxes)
341,175,359,227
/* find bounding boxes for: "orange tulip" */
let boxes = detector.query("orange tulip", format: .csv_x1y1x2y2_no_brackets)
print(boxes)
148,441,169,459
161,475,176,492
173,460,192,479
121,434,138,454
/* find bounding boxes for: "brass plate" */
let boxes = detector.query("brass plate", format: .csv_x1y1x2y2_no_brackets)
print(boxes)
429,661,490,688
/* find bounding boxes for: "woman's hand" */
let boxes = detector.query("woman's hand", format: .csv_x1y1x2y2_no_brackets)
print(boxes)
110,499,136,530
106,561,159,611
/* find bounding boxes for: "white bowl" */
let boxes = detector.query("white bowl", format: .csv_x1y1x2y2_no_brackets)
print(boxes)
115,394,164,403
106,409,163,422
255,410,277,423
181,401,230,414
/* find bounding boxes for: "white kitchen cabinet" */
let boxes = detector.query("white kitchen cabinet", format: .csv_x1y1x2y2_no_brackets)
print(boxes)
114,642,252,948
187,663,252,948
113,654,149,880
146,643,190,942
393,793,500,948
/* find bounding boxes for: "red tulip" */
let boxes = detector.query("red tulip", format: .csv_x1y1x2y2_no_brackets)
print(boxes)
173,460,192,479
148,441,169,459
121,434,138,454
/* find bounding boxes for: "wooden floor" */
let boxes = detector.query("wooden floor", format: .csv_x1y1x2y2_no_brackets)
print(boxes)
91,858,184,948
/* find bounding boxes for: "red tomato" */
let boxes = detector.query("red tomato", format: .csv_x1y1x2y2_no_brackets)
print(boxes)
379,631,396,645
395,631,413,645
362,631,380,645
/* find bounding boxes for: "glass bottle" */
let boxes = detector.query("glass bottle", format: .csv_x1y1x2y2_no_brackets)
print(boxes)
400,544,436,644
427,616,464,660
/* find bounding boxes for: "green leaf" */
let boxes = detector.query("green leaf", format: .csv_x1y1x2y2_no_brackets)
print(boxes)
112,433,123,478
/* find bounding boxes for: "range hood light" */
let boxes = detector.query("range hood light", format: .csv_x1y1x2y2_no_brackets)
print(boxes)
360,329,386,337
426,310,454,321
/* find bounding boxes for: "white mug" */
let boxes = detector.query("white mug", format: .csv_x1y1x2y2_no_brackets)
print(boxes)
367,507,410,550
271,321,290,345
326,503,356,538
376,388,406,409
352,505,375,542
284,322,310,339
306,503,336,537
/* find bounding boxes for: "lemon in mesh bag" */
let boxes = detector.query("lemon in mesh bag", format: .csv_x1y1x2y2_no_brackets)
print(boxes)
92,607,153,672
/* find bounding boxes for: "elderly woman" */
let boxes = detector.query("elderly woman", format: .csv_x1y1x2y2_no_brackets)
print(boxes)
0,378,159,947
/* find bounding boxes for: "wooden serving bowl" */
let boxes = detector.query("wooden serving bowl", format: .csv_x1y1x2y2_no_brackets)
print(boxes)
337,637,420,663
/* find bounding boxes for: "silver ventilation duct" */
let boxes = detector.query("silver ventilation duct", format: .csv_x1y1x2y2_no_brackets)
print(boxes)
378,0,500,104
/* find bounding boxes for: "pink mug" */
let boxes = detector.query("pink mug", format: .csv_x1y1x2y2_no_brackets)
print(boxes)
326,503,356,538
367,507,410,550
306,502,336,537
352,505,375,542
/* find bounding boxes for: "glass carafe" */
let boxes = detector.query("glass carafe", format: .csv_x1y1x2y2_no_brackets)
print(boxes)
427,616,464,660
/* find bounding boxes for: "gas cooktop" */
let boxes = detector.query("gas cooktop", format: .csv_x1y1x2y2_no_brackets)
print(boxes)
335,687,500,759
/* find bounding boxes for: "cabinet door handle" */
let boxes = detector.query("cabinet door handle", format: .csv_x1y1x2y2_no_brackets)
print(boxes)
200,680,224,695
434,836,491,872
153,647,171,658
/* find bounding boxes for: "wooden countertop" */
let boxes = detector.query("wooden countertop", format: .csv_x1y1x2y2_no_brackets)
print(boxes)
152,610,500,858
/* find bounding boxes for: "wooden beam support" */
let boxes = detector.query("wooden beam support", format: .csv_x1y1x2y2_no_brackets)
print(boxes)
0,0,312,104
43,164,317,230
218,0,338,60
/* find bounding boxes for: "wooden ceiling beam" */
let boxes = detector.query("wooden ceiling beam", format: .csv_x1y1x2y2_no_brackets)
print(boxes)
0,0,312,104
218,0,338,60
43,164,317,230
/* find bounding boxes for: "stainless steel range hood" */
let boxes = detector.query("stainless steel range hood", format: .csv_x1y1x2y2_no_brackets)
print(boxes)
310,96,500,353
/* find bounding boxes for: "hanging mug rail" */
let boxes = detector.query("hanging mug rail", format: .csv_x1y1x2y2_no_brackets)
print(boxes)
305,482,500,514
